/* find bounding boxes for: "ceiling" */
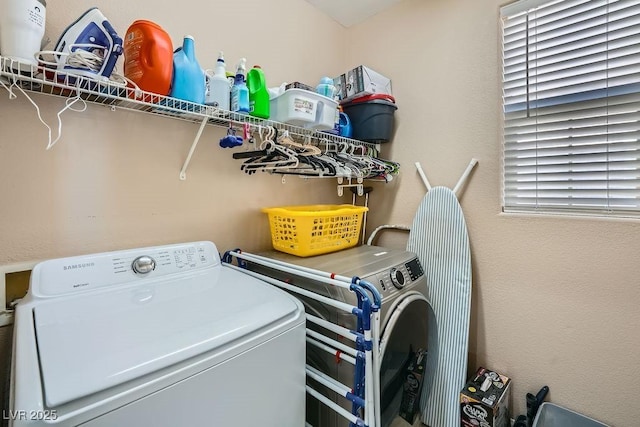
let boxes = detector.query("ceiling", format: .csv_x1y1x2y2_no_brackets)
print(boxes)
305,0,405,27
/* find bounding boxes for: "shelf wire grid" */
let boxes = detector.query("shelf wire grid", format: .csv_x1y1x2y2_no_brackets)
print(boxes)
0,56,378,151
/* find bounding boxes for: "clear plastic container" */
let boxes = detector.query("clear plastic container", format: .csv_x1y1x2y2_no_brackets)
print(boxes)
269,88,337,130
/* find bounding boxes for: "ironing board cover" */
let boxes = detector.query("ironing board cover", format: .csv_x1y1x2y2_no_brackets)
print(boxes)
407,186,472,427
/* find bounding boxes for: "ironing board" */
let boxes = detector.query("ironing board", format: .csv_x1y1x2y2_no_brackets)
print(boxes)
407,186,472,427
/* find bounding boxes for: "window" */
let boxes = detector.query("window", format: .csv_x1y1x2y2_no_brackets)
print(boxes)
501,0,640,216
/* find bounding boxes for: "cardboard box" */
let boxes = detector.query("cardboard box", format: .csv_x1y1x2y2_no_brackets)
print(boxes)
285,82,315,92
398,348,427,424
332,74,347,101
460,367,511,427
333,65,392,102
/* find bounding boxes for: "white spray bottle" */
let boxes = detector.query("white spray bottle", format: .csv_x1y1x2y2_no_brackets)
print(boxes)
205,51,231,111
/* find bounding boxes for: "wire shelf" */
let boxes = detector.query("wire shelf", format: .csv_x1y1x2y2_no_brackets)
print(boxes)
0,56,378,149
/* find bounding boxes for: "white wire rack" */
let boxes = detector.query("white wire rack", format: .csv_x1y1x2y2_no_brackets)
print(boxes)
222,249,382,427
0,56,379,180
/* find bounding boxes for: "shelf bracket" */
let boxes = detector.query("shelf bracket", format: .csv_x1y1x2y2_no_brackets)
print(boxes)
179,117,209,180
337,177,363,197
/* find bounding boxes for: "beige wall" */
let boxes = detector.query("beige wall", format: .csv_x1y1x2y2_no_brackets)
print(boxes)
0,0,350,410
0,0,349,263
2,1,640,426
348,0,640,425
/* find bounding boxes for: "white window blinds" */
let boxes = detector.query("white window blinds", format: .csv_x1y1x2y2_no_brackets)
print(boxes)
501,0,640,215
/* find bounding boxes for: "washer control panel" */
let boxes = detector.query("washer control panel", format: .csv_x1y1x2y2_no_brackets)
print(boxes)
33,241,219,297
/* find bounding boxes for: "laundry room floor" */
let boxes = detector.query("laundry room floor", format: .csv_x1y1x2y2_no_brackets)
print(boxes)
390,416,424,427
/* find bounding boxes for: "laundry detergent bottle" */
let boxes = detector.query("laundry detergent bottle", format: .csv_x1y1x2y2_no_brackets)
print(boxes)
230,58,249,114
169,35,205,104
205,51,231,110
123,20,173,98
247,65,269,119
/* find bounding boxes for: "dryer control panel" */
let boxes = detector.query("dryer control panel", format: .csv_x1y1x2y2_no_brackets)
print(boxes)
374,257,425,297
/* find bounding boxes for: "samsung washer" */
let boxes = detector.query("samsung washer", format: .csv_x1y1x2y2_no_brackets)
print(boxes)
9,241,306,427
246,245,433,427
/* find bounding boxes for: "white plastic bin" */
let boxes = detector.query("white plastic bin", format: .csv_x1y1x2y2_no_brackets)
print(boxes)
533,403,609,427
270,88,337,130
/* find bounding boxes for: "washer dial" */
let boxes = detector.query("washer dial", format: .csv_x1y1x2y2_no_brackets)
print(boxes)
132,256,156,274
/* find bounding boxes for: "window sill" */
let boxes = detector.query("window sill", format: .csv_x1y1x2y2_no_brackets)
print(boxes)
498,210,640,223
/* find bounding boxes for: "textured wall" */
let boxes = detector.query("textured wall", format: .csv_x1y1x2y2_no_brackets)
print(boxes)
3,1,640,425
1,1,351,416
347,0,640,425
0,0,349,264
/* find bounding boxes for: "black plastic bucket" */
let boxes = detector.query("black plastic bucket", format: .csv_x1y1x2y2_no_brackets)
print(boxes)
343,97,397,143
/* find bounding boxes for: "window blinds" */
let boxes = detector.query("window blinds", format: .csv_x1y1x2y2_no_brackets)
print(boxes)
501,0,640,215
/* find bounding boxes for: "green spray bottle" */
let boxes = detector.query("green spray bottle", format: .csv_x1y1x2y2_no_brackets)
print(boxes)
247,65,270,119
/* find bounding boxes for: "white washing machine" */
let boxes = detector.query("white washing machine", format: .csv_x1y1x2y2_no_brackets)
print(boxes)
245,245,433,427
9,241,306,427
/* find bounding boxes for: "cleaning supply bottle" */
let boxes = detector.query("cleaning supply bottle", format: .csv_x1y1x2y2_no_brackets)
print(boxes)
247,65,269,119
316,76,336,98
123,20,173,99
169,35,205,104
338,107,353,138
205,51,231,110
230,58,249,114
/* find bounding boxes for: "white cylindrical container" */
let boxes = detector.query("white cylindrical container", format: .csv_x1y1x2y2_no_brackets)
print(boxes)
0,0,46,67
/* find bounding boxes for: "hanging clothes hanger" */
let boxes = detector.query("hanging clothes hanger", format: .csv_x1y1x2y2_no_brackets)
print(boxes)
241,140,299,174
277,130,322,156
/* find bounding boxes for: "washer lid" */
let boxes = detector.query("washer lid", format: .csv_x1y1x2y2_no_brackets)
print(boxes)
33,266,301,407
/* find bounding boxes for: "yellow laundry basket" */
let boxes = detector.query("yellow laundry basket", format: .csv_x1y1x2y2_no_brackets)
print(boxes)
262,204,369,257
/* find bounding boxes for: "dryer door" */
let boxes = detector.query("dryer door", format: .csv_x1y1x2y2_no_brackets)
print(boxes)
379,291,433,427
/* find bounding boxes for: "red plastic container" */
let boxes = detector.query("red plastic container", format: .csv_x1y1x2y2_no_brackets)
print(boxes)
123,20,173,99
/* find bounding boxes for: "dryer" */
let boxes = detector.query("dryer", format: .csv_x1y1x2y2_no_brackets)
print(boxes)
9,241,306,427
246,245,433,427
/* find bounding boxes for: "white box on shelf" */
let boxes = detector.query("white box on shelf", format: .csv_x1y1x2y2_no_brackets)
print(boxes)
269,88,337,130
334,65,392,102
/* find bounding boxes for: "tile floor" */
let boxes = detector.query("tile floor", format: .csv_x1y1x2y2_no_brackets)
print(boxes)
389,416,424,427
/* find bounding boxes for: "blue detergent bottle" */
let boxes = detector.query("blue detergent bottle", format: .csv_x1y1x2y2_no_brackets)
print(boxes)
170,35,206,104
230,58,249,114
